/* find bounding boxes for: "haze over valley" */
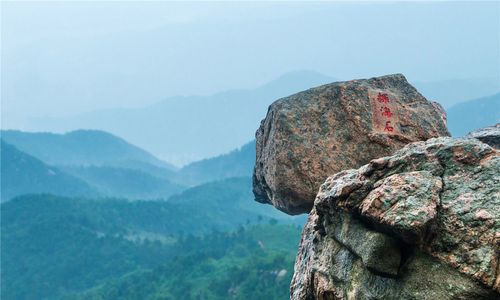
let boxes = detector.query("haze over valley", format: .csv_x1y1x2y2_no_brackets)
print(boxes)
1,2,499,299
3,1,499,165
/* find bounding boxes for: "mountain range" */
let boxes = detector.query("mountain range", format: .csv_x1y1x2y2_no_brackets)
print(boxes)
1,130,187,201
1,129,176,171
1,129,257,202
412,78,499,109
1,133,304,299
447,92,500,137
27,70,334,165
25,71,498,165
3,86,499,201
2,74,498,300
176,140,255,186
0,140,96,202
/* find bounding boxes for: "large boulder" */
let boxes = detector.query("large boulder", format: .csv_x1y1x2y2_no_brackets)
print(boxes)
291,136,499,299
253,74,449,215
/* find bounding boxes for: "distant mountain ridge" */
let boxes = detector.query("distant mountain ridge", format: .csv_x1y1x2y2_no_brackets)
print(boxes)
446,92,500,137
1,129,176,172
176,140,255,186
413,78,499,108
2,129,255,190
0,140,96,202
3,86,497,202
0,131,185,201
5,91,498,199
28,70,335,165
26,71,499,165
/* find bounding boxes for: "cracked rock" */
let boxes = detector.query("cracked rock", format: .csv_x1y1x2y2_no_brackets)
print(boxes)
466,123,500,149
291,136,499,299
253,74,449,215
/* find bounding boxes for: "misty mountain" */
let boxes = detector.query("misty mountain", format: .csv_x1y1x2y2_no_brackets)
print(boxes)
170,90,500,186
176,140,255,186
446,92,500,137
0,128,259,198
62,166,184,200
0,140,96,202
1,129,176,175
1,131,185,200
167,177,304,224
5,2,498,131
27,71,499,166
413,78,499,108
29,70,334,165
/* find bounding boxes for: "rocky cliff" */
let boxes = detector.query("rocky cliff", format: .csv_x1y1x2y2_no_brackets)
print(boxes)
252,75,499,299
290,136,499,299
253,74,449,215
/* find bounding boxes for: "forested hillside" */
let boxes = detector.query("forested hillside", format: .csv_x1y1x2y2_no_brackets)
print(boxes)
2,83,497,300
1,130,258,200
176,141,255,186
62,165,184,200
72,224,299,300
1,194,301,300
0,140,96,202
1,129,177,172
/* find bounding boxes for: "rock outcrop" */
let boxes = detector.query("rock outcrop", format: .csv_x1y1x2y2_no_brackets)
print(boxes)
253,74,449,215
290,137,499,299
466,123,499,149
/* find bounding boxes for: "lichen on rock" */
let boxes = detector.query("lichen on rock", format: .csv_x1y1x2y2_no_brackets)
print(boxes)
252,73,499,299
253,74,449,215
290,136,499,299
466,123,499,149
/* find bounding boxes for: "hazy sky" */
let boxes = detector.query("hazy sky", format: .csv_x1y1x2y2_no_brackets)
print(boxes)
2,1,499,129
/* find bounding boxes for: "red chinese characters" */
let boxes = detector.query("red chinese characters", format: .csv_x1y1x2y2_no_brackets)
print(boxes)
370,90,398,134
384,121,394,132
378,93,394,132
377,93,390,104
381,107,392,118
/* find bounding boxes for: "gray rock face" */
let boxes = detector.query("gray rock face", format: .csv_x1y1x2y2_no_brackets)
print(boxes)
466,123,499,149
291,136,499,299
253,74,449,215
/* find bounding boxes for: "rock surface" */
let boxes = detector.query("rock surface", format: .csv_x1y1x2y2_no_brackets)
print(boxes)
253,74,449,214
466,123,499,149
290,136,499,299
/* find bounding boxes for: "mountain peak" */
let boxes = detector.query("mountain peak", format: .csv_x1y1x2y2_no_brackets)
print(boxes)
0,129,176,170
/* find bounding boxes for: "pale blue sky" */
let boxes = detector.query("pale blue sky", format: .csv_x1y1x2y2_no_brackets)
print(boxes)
2,1,499,129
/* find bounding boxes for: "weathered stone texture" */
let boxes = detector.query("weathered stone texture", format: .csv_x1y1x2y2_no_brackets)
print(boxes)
291,137,499,299
253,74,449,215
466,123,499,149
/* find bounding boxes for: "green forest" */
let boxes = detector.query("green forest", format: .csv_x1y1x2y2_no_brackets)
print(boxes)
2,78,494,299
1,134,304,300
1,194,302,300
